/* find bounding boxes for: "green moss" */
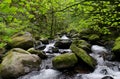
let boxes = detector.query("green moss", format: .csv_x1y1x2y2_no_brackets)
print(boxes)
52,53,78,69
70,44,96,68
72,40,91,51
88,34,99,41
112,37,120,52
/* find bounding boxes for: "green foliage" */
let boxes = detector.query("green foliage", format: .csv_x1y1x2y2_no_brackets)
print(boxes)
0,0,120,48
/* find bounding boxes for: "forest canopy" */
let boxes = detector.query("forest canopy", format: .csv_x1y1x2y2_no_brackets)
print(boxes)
0,0,120,47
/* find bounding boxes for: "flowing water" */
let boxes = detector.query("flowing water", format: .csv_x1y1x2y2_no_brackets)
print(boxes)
18,38,120,79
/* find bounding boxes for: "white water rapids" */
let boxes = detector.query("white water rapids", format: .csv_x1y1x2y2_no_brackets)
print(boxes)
18,43,120,79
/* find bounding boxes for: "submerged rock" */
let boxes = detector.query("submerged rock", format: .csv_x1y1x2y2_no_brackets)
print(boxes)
0,48,41,79
8,32,34,49
70,44,97,68
54,35,72,49
102,76,114,79
27,48,47,59
52,53,78,69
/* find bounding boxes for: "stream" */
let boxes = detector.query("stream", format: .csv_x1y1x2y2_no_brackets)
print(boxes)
18,37,120,79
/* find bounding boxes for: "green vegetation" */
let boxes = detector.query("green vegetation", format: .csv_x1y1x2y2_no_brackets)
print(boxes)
0,0,120,47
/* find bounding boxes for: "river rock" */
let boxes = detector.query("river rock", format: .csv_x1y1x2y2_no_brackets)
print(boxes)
40,38,49,44
72,40,91,52
27,48,47,59
102,76,114,79
54,35,72,49
52,53,78,69
34,41,46,50
112,37,120,61
70,44,97,68
8,32,34,49
0,48,41,79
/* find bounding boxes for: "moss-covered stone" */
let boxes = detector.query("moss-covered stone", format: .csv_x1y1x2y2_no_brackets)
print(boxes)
112,37,120,61
52,53,78,69
27,48,47,59
72,40,91,52
8,32,34,49
70,44,96,68
0,48,41,79
112,37,120,52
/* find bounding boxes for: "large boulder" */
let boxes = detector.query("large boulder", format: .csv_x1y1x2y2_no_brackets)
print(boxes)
70,44,97,68
52,53,78,69
27,48,47,59
72,40,91,52
112,37,120,61
8,32,34,49
54,35,72,49
0,48,41,79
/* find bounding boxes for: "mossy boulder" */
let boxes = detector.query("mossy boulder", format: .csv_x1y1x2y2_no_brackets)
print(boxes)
72,40,91,52
52,53,78,69
54,35,72,49
27,48,47,59
112,37,120,61
0,48,41,79
70,44,97,68
8,32,34,49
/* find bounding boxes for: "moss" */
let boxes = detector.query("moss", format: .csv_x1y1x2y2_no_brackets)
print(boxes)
88,34,99,41
112,37,120,52
72,40,91,51
27,48,47,59
52,53,78,69
8,32,33,49
70,44,96,68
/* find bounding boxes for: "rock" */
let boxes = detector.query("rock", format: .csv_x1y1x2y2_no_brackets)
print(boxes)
0,48,41,79
34,41,46,50
8,32,34,49
102,76,114,79
70,44,97,68
52,47,59,53
54,35,72,49
52,53,78,69
27,48,47,59
112,37,120,61
72,40,91,52
40,38,49,44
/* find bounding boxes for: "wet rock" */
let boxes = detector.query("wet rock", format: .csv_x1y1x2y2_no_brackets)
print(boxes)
72,40,91,52
70,44,97,68
54,35,72,49
27,48,47,59
52,47,59,53
100,69,108,75
112,37,120,61
52,53,78,69
102,76,114,79
34,41,46,50
40,38,49,44
0,48,41,79
8,32,34,49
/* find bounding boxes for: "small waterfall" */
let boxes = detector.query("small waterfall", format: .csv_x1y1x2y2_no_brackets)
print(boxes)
81,45,120,79
60,35,69,40
29,69,61,79
18,43,120,79
43,42,55,53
